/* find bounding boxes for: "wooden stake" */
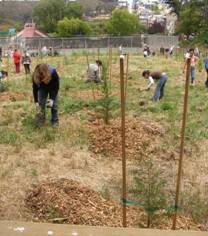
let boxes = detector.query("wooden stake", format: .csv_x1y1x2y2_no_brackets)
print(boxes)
172,57,191,230
108,46,112,89
120,56,127,228
125,54,129,100
86,53,96,101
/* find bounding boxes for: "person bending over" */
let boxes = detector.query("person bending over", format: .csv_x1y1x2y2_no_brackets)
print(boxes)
32,64,60,127
86,60,103,83
142,70,168,101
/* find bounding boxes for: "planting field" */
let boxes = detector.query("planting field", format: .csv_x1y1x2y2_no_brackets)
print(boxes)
0,52,208,230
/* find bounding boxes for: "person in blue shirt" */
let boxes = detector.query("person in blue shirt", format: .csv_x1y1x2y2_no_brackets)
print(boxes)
32,64,60,127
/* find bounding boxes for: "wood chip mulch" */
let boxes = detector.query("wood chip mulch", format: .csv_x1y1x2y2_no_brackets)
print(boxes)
88,117,164,158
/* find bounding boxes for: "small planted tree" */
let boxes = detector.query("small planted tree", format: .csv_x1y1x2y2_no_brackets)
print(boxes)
97,62,114,125
130,158,168,228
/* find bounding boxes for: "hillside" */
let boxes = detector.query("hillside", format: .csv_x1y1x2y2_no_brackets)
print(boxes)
0,1,37,24
0,0,116,27
72,0,117,15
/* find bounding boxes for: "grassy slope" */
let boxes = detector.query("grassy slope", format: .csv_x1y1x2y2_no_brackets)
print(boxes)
0,52,208,228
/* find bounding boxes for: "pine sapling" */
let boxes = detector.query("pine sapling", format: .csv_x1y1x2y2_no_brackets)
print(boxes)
130,158,168,228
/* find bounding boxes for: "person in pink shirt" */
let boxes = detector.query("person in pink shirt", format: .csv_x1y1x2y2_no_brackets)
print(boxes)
13,49,21,73
183,48,199,85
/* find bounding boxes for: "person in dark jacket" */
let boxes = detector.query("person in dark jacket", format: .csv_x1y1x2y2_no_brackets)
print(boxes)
32,63,60,127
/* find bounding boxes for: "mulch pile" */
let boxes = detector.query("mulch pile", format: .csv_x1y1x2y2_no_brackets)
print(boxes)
25,178,139,227
88,117,164,158
25,178,205,230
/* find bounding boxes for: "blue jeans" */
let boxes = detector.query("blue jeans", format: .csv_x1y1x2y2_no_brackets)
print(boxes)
38,89,59,124
153,74,168,101
190,66,195,84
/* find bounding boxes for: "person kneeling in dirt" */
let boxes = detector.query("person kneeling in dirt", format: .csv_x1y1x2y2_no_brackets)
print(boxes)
86,60,103,83
32,64,60,127
142,70,168,101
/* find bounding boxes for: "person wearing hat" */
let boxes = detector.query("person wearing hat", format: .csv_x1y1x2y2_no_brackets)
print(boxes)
141,70,168,101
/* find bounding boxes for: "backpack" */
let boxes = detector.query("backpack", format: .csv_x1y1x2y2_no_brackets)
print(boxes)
205,58,208,70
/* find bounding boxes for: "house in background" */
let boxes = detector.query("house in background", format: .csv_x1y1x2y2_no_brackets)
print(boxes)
117,0,129,9
16,23,48,39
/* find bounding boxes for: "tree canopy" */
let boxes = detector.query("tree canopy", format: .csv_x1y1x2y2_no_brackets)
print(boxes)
34,0,83,32
57,17,91,37
106,9,141,36
64,2,83,19
177,0,208,44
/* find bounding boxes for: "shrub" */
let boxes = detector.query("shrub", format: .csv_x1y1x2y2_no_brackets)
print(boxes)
57,17,91,37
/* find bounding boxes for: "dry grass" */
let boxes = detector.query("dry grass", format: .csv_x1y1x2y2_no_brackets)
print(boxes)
0,53,208,230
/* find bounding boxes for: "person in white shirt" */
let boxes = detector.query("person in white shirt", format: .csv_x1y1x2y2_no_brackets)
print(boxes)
142,70,168,101
183,48,199,85
141,75,154,91
86,60,103,83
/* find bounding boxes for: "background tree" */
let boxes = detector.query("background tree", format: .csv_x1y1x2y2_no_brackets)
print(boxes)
88,20,108,36
176,0,208,45
34,0,65,32
106,9,142,36
177,1,203,35
57,17,91,37
65,2,83,19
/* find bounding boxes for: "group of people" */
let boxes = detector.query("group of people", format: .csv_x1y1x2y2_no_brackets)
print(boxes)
143,45,175,58
1,46,208,128
12,49,31,74
141,48,208,101
86,56,167,102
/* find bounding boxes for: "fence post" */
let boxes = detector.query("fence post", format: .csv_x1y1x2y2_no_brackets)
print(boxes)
85,39,87,49
131,37,133,49
108,36,110,48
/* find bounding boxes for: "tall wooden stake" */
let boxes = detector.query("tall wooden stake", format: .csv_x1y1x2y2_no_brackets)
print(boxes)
120,56,127,228
172,57,191,230
108,46,112,89
125,54,129,99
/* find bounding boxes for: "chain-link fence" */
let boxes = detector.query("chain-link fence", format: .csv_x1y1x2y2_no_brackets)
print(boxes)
0,35,179,52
